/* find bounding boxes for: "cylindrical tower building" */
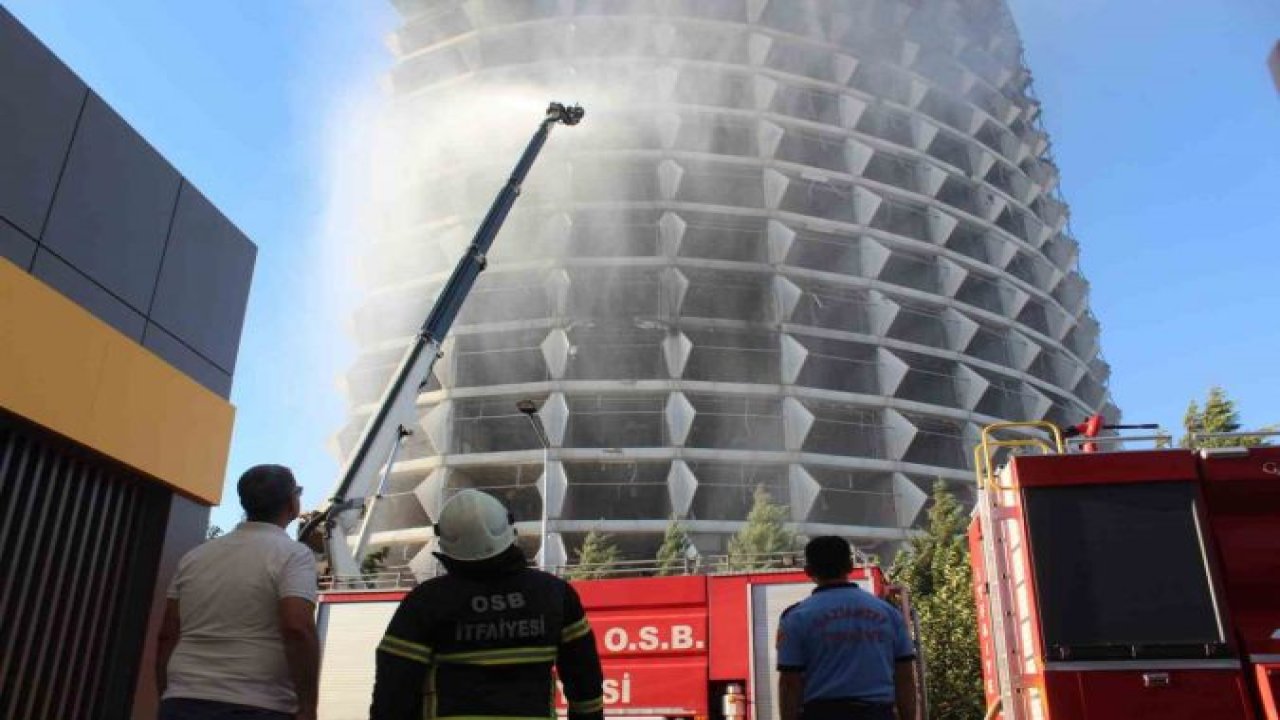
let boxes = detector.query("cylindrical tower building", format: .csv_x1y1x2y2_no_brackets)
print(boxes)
337,0,1115,573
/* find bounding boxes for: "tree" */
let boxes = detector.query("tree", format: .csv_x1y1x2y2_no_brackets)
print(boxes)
205,524,224,541
567,528,620,580
726,486,796,570
655,515,694,576
891,482,983,720
1181,386,1271,448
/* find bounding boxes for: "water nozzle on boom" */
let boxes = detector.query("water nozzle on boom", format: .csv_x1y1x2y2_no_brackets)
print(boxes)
546,102,584,126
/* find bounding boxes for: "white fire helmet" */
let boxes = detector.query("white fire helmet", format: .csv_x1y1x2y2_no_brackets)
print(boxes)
434,489,517,562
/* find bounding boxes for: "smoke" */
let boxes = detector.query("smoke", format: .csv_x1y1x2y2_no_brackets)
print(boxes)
325,1,1080,560
324,10,859,525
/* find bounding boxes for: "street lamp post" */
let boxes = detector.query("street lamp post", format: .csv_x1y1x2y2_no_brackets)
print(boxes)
517,399,552,570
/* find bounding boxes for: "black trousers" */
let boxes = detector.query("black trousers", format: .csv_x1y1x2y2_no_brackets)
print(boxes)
802,697,896,720
158,698,293,720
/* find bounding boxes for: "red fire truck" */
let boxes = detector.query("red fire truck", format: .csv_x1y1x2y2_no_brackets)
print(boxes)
969,421,1280,720
315,562,924,720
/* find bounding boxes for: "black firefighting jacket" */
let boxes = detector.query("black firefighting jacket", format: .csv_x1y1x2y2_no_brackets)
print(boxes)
370,550,604,720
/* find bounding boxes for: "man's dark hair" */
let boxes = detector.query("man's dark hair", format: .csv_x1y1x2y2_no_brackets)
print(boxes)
238,464,297,522
804,536,854,579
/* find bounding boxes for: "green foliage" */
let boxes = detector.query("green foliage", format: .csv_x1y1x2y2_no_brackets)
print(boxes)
361,547,390,576
726,486,796,571
205,524,224,541
655,515,694,576
1181,386,1271,448
891,482,983,720
567,528,620,580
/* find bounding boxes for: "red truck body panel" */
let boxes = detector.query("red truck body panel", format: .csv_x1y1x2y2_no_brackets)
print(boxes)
1007,448,1200,488
569,568,884,719
971,445,1280,720
1198,447,1280,720
967,519,998,712
319,568,887,720
1198,448,1280,657
1040,668,1255,719
573,575,715,718
702,572,815,683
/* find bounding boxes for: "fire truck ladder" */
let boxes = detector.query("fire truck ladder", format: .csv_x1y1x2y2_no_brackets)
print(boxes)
300,102,584,577
972,421,1065,720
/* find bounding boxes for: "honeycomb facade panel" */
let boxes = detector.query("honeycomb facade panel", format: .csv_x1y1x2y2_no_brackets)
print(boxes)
346,0,1114,564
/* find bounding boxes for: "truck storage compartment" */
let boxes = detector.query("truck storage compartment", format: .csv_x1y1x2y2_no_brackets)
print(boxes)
317,595,401,720
1043,667,1254,720
1021,481,1228,660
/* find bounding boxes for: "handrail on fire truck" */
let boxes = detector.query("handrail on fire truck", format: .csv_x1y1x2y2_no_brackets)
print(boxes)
1064,432,1173,449
972,422,1274,483
971,419,1217,492
319,549,876,592
1189,429,1280,444
970,420,1065,720
972,420,1065,493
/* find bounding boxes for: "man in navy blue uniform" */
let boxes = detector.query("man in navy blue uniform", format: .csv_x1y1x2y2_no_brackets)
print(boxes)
777,537,919,720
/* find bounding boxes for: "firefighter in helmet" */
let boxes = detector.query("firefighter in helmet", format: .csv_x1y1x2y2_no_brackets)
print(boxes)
370,489,605,720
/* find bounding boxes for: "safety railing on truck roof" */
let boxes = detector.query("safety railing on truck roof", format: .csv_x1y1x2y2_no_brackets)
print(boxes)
317,568,419,591
972,420,1066,492
972,421,1274,491
1064,432,1173,450
545,549,820,579
1188,430,1280,452
319,549,874,592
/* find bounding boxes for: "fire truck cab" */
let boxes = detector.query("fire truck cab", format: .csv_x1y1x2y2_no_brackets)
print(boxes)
969,422,1280,720
315,564,918,720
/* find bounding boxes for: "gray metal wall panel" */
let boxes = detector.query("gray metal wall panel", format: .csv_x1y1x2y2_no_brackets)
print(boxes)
0,218,37,269
143,322,233,398
31,247,147,340
41,92,180,312
0,8,86,238
150,183,256,373
0,10,258,397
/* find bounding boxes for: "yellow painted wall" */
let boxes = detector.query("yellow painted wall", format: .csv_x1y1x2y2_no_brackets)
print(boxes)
0,258,234,504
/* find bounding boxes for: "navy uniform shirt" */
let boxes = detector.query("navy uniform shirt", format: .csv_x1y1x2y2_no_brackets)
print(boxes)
776,583,915,704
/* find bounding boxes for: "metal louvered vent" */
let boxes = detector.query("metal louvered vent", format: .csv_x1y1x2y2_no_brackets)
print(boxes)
0,411,169,719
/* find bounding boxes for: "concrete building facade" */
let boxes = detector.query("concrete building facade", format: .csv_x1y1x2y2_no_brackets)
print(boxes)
342,0,1115,572
0,8,255,718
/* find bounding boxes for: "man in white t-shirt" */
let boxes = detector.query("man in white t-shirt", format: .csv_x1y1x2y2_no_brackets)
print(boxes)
156,465,319,720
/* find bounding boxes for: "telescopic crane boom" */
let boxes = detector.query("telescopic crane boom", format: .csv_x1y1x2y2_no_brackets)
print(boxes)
300,102,584,576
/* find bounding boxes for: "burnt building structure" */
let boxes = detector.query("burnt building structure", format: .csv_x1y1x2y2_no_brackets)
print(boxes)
339,0,1114,571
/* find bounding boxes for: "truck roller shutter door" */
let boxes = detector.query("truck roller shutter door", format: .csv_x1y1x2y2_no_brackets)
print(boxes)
749,583,811,720
318,601,399,720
